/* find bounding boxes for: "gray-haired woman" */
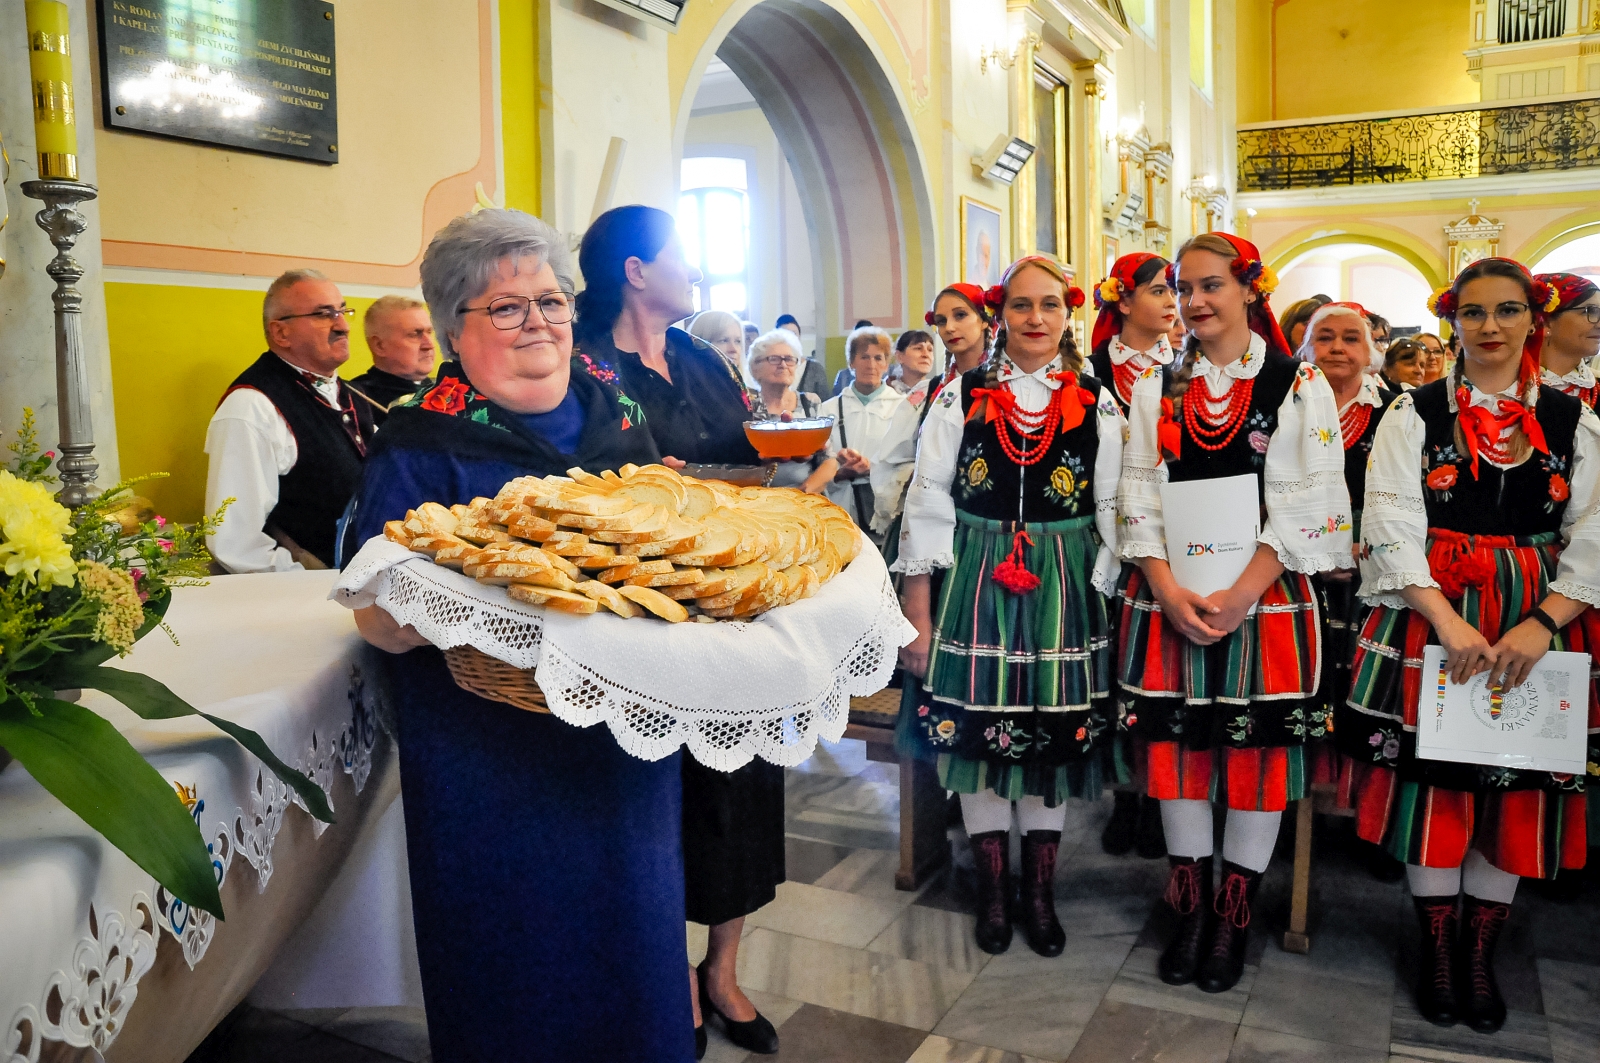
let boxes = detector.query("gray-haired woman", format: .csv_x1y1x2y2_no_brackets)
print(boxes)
348,208,695,1063
747,328,833,490
687,309,748,374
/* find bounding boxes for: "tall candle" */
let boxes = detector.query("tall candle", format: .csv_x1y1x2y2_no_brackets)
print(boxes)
26,0,77,181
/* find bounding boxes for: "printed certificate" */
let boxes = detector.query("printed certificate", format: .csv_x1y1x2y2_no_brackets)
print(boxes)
1415,645,1590,774
1160,474,1261,600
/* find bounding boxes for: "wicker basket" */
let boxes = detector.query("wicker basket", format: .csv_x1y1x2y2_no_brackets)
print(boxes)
443,646,551,714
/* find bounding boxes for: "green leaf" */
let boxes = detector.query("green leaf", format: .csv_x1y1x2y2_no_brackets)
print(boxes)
44,661,336,825
0,697,224,918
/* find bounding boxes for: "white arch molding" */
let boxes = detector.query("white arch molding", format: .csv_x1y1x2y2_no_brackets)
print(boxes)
674,0,938,360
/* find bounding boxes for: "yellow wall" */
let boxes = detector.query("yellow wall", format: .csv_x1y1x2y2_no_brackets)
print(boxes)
500,0,541,214
105,284,383,522
1234,0,1270,123
1266,0,1478,121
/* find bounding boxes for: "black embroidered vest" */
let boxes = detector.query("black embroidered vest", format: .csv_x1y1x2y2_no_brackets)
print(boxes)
224,352,375,567
1414,380,1581,537
1166,351,1299,506
951,366,1106,523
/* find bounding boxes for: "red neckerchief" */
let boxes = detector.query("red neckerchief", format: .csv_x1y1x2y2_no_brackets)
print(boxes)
1454,386,1546,478
967,370,1095,433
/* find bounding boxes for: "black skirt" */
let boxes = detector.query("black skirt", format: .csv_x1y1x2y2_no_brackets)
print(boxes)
682,755,786,926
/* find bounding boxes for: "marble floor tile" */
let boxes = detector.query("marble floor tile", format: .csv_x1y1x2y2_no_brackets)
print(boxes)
905,1034,1053,1063
931,933,1135,1060
277,1008,351,1029
785,836,857,885
1533,958,1600,1023
1256,902,1402,988
1228,1027,1388,1063
746,880,909,948
1523,890,1600,969
912,862,980,917
1103,946,1257,1024
216,1010,411,1063
1064,999,1238,1063
1239,967,1392,1050
815,848,924,901
736,927,976,1030
790,736,870,776
755,1003,928,1063
787,772,901,821
1546,1017,1600,1063
1389,996,1554,1063
315,1008,431,1063
867,903,995,976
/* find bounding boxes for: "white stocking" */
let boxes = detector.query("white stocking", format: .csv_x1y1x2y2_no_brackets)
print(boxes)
1221,808,1283,873
1160,798,1214,860
1406,863,1462,898
960,790,1013,835
1462,849,1520,904
1016,795,1066,835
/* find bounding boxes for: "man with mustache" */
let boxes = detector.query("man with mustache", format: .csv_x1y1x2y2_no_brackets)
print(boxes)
204,268,376,572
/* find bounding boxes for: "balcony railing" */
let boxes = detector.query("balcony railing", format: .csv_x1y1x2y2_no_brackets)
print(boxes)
1237,96,1600,191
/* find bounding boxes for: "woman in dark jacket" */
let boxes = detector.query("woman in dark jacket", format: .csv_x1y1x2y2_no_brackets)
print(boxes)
574,205,780,1059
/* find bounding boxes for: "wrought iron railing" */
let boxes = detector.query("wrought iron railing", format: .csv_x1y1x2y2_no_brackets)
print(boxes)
1499,0,1567,43
1237,96,1600,191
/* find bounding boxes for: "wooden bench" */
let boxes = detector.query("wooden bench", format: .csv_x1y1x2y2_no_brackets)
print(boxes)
843,687,951,890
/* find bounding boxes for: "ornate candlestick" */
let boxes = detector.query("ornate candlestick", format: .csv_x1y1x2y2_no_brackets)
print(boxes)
21,179,100,507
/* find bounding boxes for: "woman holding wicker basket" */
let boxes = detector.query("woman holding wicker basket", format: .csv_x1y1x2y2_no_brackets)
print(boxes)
348,209,695,1063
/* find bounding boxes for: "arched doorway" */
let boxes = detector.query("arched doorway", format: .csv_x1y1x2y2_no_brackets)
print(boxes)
1275,242,1436,332
674,0,936,375
1531,231,1600,285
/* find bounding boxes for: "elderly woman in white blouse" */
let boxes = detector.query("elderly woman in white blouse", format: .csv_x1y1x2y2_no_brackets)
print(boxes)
812,326,903,528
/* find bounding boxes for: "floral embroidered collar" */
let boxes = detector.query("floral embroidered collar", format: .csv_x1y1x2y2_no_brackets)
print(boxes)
1339,374,1388,413
1194,332,1268,385
1541,361,1597,391
997,355,1066,388
1109,333,1174,367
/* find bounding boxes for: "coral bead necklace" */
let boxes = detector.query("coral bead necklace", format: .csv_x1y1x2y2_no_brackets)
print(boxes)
1339,402,1372,450
1182,371,1254,451
1112,360,1141,406
992,385,1063,466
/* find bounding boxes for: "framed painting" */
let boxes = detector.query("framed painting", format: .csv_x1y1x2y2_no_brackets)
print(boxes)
961,196,1003,287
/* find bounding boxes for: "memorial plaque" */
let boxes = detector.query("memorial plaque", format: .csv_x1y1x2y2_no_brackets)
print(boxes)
98,0,338,163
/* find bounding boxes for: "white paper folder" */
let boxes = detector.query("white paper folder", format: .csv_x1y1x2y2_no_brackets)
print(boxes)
1415,645,1590,775
1159,474,1261,600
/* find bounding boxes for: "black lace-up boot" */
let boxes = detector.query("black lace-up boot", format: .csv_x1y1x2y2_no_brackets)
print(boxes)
1157,855,1213,985
968,830,1013,954
1195,861,1262,993
1457,896,1511,1032
1020,831,1066,957
1411,895,1459,1026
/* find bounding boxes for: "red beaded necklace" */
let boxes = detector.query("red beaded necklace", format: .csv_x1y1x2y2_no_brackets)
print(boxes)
991,384,1064,465
1182,371,1254,451
1112,360,1141,406
1339,402,1372,450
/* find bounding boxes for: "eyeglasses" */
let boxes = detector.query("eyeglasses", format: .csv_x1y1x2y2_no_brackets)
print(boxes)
461,292,574,329
756,355,799,366
1556,304,1600,324
276,307,354,325
1455,302,1530,329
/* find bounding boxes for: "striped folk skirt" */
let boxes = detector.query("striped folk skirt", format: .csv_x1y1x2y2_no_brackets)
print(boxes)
1339,530,1599,879
1115,565,1328,812
896,512,1113,805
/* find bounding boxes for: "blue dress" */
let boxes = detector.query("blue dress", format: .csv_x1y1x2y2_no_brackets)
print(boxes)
349,362,693,1063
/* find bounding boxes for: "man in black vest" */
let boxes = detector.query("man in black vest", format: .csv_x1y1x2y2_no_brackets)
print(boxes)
204,268,376,572
347,294,437,425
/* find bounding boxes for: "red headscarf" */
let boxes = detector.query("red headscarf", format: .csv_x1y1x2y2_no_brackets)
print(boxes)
924,283,994,327
1533,271,1599,316
1212,232,1293,358
1091,252,1165,354
1434,258,1557,399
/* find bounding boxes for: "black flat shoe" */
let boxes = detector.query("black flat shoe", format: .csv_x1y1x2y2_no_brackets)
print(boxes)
699,969,780,1055
695,1022,707,1060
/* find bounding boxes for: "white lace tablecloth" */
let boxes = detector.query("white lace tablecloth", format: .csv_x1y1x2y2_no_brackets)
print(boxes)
1,572,385,1063
333,532,917,771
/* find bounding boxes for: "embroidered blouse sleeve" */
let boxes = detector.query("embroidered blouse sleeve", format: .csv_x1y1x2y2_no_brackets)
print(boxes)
1550,403,1600,607
1114,366,1170,560
891,379,964,574
1260,364,1355,573
1091,384,1126,595
1356,393,1436,607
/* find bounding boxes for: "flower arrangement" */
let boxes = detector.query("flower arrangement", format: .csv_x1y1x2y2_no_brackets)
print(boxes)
0,410,332,918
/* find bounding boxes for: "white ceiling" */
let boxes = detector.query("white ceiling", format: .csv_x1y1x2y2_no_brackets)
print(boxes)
691,56,758,114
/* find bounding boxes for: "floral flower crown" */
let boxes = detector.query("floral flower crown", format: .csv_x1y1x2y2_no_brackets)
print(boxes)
1230,257,1279,295
1428,277,1561,319
983,283,1086,312
1093,277,1123,311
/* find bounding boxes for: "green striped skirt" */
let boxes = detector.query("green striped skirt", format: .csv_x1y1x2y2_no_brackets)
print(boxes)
895,512,1113,804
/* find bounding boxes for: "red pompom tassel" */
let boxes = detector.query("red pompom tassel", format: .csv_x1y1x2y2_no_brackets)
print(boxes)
991,529,1041,595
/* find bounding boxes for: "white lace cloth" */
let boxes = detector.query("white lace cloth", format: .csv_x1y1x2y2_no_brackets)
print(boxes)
1,572,380,1062
333,532,917,771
